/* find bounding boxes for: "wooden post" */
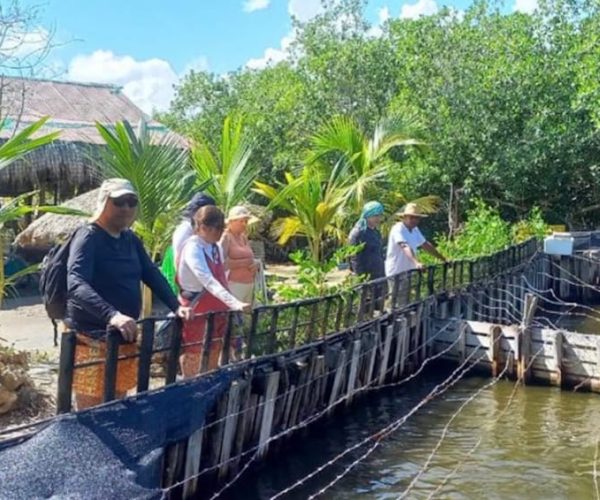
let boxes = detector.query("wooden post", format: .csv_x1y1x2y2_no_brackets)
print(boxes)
166,319,182,382
378,324,394,385
257,371,280,458
218,382,242,479
457,321,467,363
393,316,407,379
137,319,155,393
346,339,362,405
328,348,347,413
57,330,76,414
182,422,204,499
519,293,538,383
365,327,379,386
551,330,563,387
200,314,215,373
490,325,501,377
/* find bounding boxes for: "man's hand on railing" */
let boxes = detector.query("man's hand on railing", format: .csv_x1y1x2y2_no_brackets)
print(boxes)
109,312,137,342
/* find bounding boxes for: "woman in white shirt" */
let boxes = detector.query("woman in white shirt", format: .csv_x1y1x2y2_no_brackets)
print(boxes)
177,205,250,377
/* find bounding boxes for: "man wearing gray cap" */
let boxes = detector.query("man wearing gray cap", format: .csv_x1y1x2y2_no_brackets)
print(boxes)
65,178,190,409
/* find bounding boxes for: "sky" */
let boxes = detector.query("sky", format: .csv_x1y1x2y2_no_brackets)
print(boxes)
18,0,537,114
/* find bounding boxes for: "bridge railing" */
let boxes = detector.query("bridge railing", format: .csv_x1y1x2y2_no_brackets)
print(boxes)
56,238,539,413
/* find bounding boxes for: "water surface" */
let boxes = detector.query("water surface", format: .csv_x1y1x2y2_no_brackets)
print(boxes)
229,369,600,499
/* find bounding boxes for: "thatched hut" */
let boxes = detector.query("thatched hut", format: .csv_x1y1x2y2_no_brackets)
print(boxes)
0,76,175,200
14,188,97,252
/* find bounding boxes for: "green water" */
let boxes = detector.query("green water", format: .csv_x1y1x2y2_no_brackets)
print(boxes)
231,370,600,499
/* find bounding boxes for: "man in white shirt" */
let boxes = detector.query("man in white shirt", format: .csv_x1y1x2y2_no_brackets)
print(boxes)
385,203,446,277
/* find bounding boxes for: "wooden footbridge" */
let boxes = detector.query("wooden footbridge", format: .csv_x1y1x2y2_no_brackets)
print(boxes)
2,237,600,499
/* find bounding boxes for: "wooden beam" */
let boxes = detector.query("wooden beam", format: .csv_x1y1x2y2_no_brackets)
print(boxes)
257,371,280,458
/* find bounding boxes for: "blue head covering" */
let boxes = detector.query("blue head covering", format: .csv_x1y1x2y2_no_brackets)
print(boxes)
356,201,384,230
183,192,216,220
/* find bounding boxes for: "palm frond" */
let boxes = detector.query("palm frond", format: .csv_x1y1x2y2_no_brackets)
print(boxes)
0,116,60,171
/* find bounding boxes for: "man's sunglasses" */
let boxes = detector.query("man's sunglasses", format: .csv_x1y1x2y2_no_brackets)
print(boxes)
112,196,139,208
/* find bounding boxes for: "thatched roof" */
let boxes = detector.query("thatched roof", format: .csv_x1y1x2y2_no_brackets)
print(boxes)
14,188,97,249
0,77,184,197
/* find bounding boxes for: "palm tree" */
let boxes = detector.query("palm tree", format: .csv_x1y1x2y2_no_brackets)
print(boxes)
254,166,347,262
309,114,437,214
0,116,72,306
95,119,199,261
191,115,258,213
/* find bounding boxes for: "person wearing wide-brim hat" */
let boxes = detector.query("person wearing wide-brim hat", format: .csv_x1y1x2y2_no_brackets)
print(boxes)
385,202,446,277
220,205,261,304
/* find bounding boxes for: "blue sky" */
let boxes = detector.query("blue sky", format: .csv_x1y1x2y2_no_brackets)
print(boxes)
22,0,532,113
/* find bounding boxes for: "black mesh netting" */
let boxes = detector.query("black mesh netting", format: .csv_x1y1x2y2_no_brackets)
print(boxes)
0,368,240,499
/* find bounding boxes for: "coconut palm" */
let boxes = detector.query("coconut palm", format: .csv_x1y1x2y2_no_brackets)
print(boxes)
309,114,437,214
254,166,347,262
191,115,258,213
95,119,201,260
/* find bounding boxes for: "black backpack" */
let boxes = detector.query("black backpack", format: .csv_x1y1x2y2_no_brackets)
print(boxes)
39,229,79,346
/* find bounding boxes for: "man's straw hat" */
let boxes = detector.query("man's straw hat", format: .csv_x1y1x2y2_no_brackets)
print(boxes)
396,202,429,218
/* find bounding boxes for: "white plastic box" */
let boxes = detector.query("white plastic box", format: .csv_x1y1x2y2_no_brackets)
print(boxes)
544,233,574,256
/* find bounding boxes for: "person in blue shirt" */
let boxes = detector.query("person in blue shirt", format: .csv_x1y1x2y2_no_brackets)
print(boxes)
65,178,190,409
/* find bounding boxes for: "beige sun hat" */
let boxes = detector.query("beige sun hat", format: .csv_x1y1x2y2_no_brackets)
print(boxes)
226,205,259,224
90,178,137,221
396,202,429,218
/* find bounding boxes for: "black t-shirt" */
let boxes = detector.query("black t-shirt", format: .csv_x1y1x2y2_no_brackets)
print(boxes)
348,225,385,279
65,223,179,335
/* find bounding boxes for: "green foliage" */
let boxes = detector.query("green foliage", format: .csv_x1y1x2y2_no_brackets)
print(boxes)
254,166,347,261
430,201,512,260
273,245,365,302
424,201,551,262
191,115,258,212
95,119,200,259
163,0,600,231
512,207,551,243
0,116,60,171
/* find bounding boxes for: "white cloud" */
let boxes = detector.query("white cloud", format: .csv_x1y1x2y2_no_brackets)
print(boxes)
400,0,439,19
367,6,391,38
246,32,295,69
514,0,538,14
243,0,270,12
288,0,324,22
67,50,208,114
0,27,51,62
379,6,390,24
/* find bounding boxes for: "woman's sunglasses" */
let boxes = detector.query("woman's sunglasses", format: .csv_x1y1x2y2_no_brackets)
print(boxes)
112,196,139,208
